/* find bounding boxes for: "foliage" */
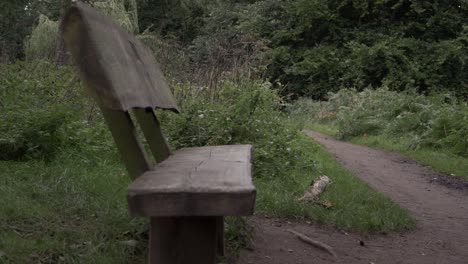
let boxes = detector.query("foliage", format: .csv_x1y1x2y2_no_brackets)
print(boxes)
349,134,468,178
290,88,468,157
93,0,139,33
134,0,468,99
138,32,193,83
0,61,110,161
224,217,253,257
19,0,140,62
24,15,59,61
238,0,468,99
255,134,416,232
0,0,64,62
159,81,301,180
0,57,420,262
0,2,431,261
2,0,467,99
138,1,270,94
137,0,208,42
0,152,146,263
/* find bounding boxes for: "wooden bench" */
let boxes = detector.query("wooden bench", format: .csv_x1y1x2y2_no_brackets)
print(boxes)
61,3,256,263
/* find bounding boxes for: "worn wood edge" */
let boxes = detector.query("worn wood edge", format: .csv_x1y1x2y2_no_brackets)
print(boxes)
127,190,256,217
128,185,256,195
61,2,180,112
61,5,122,109
174,144,253,163
126,144,256,216
133,108,171,163
127,161,255,194
100,107,151,179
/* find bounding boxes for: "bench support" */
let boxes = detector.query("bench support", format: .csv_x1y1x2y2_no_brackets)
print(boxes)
216,216,225,256
150,217,218,264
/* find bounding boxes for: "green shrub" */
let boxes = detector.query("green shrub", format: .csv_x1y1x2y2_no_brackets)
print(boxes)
24,15,58,61
290,88,468,157
0,109,70,160
92,0,139,33
238,0,467,99
0,61,103,160
160,80,303,179
422,104,468,157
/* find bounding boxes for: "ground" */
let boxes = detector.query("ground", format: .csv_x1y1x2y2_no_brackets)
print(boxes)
237,130,468,264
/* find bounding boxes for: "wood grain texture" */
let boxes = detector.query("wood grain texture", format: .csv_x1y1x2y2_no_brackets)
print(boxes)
100,107,151,180
61,2,179,112
128,145,256,217
133,108,171,163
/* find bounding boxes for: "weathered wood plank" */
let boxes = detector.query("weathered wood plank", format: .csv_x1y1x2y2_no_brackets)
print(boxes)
150,217,217,264
133,108,171,163
127,145,256,216
62,2,179,112
100,107,151,180
173,145,252,163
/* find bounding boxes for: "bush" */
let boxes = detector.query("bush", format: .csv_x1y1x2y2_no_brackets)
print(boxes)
24,15,58,61
290,88,468,157
422,104,468,157
0,61,106,160
0,60,305,181
0,109,70,160
92,0,139,33
238,0,467,99
159,80,303,179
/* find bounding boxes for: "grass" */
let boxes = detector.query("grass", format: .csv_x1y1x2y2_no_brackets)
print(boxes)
255,134,416,233
350,135,468,178
305,122,339,136
0,148,250,263
305,122,468,178
0,150,150,263
0,132,416,262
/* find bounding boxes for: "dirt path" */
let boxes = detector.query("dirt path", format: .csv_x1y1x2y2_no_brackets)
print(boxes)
237,130,468,264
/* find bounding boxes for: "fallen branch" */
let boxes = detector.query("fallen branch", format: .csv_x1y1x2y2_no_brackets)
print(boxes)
298,175,331,202
286,229,338,258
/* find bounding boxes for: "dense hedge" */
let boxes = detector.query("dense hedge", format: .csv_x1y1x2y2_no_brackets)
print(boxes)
246,0,468,99
137,0,467,99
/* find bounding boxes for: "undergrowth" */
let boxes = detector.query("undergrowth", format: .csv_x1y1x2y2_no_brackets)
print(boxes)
290,88,468,177
0,61,415,262
255,134,416,232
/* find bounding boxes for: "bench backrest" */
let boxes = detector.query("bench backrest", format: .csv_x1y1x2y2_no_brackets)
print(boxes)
62,2,176,179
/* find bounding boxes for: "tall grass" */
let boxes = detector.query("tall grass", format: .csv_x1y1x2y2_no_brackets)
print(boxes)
255,134,416,232
290,88,468,177
0,62,416,262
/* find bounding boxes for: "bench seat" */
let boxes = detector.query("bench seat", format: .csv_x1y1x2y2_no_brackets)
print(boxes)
128,145,255,217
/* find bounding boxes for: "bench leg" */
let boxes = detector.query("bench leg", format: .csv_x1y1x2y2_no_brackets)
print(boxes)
149,217,217,264
216,216,225,256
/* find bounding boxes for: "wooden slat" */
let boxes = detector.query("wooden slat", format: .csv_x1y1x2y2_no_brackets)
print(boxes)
61,2,179,112
133,108,171,163
127,145,256,216
100,107,151,179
